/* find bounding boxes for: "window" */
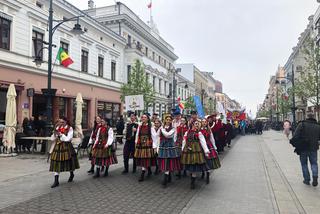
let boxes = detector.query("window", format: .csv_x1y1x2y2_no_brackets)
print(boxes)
146,73,150,83
127,65,131,83
60,41,69,54
127,34,131,47
152,51,155,60
164,81,167,95
153,76,156,91
159,79,162,94
111,61,116,81
98,56,104,77
0,17,11,50
158,55,161,64
164,59,166,68
169,83,172,96
81,50,88,72
145,47,148,57
32,30,44,59
59,97,67,117
97,101,120,127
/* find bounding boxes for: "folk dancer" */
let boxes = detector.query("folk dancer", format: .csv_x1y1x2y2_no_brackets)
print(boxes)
49,116,80,188
175,116,189,178
87,116,102,174
122,112,138,174
181,120,210,189
201,119,221,184
92,118,118,178
134,113,157,182
157,115,181,187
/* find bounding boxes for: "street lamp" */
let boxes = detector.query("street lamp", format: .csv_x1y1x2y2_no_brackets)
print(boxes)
33,0,84,136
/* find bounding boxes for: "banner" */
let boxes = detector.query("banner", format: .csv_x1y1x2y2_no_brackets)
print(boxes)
125,95,144,111
193,96,205,118
216,101,227,123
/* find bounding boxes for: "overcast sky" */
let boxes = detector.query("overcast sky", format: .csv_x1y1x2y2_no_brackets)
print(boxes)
68,0,318,116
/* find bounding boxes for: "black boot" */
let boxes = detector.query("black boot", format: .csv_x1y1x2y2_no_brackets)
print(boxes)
122,158,129,174
168,172,172,183
176,171,181,180
87,164,94,174
138,170,145,182
104,166,109,177
132,159,137,173
191,177,196,189
68,171,74,182
93,168,100,178
147,167,152,177
162,174,168,187
201,171,205,179
206,172,210,184
312,176,318,187
51,175,59,188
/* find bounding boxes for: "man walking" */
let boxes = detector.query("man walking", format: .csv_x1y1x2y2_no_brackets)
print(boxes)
291,113,320,186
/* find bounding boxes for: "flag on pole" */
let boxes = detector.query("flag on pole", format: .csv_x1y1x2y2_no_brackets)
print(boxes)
56,47,73,67
147,1,152,8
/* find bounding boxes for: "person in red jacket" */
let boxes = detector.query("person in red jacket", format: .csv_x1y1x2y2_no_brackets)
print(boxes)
211,115,226,153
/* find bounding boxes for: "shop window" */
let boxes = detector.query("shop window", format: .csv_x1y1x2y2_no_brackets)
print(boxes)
59,97,67,117
97,101,121,127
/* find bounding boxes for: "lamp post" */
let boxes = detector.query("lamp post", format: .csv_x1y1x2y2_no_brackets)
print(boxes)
33,0,84,136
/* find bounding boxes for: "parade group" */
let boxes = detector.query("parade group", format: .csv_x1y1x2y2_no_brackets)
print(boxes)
48,109,236,190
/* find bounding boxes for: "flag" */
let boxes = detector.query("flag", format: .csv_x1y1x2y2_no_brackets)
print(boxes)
147,1,152,8
56,47,73,67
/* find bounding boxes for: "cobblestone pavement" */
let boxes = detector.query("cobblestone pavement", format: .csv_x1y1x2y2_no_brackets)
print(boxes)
0,167,206,214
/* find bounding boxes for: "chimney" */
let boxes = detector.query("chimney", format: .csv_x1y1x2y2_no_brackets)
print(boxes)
88,0,94,9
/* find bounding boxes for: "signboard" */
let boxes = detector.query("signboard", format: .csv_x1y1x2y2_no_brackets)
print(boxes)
125,95,144,111
193,95,205,118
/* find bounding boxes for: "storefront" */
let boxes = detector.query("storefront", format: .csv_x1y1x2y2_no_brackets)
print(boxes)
97,101,121,127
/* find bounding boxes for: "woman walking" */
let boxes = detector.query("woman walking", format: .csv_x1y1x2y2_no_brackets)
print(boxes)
134,113,156,182
175,116,188,178
181,120,209,189
201,119,221,184
283,119,291,139
92,118,117,178
157,115,181,187
87,116,102,174
49,116,80,188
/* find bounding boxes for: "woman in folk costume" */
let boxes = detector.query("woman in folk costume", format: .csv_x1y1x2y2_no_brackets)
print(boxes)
201,118,221,184
87,116,102,174
50,116,80,188
181,119,210,189
92,118,117,178
157,115,181,187
175,116,189,178
151,118,162,175
134,113,157,182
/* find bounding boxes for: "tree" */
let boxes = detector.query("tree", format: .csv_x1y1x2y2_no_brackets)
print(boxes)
120,59,154,111
293,36,320,118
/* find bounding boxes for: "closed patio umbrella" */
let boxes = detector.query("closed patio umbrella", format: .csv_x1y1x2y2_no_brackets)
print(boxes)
3,84,17,152
75,92,83,138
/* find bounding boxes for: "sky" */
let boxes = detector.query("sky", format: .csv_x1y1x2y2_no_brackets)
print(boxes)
67,0,318,116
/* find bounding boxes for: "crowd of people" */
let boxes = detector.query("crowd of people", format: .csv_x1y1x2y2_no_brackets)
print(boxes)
48,109,238,190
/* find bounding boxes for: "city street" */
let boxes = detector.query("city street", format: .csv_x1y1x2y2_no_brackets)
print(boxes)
0,131,319,214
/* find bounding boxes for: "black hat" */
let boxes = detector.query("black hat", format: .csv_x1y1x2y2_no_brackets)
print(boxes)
191,110,197,115
128,111,136,117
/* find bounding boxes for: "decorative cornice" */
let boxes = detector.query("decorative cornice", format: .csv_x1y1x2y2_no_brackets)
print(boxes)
1,0,21,11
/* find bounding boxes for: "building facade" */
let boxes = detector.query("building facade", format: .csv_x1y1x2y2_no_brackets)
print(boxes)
85,2,179,117
0,0,126,127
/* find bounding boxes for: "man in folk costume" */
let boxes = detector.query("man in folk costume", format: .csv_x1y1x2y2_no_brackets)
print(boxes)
181,119,210,189
87,116,102,174
92,118,117,178
157,115,181,187
188,110,198,129
134,113,157,182
50,116,80,188
175,116,189,178
201,118,221,184
122,112,139,174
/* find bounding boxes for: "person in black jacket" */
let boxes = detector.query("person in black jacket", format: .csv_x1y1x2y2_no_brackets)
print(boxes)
291,113,320,186
116,116,125,144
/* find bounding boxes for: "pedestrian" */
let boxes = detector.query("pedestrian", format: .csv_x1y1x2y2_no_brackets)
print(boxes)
188,110,198,129
181,119,210,189
175,116,188,178
116,116,125,144
201,119,220,184
134,113,156,182
157,115,181,187
151,118,162,175
122,112,138,174
92,118,117,178
283,119,291,139
49,116,80,188
290,113,320,186
87,116,102,174
22,117,35,152
225,119,233,147
211,114,226,153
